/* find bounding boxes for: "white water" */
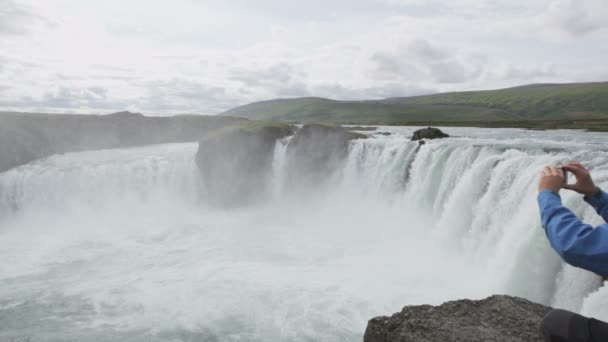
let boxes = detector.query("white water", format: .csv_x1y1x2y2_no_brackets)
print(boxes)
2,127,608,341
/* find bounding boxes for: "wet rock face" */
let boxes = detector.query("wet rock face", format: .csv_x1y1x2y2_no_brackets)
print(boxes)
411,127,449,141
364,295,551,342
195,124,294,206
285,124,364,189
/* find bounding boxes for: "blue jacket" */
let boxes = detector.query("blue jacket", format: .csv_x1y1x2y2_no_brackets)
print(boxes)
538,189,608,276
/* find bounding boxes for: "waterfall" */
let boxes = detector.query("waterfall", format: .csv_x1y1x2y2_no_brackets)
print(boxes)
2,126,608,340
0,143,200,216
271,137,290,199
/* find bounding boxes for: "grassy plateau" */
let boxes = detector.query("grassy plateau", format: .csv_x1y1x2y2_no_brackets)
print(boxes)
220,82,608,130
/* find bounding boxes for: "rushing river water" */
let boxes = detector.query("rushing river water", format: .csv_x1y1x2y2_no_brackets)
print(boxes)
1,126,608,341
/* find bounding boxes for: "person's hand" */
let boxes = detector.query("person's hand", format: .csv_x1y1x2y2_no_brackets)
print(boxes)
539,165,565,193
561,162,598,196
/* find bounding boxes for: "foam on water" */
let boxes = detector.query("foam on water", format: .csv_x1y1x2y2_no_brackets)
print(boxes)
2,127,608,341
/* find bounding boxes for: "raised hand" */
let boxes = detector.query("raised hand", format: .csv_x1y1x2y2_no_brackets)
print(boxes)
561,163,599,196
538,165,565,193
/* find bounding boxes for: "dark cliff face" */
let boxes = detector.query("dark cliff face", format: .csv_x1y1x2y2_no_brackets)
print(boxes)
285,124,366,190
0,112,245,173
195,123,295,207
364,295,551,342
194,123,367,206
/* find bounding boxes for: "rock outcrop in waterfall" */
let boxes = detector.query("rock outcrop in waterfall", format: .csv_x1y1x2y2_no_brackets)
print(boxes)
285,124,366,189
194,123,368,204
195,123,294,206
364,295,551,342
411,127,449,141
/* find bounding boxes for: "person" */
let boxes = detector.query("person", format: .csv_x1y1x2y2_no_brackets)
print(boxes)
538,163,608,341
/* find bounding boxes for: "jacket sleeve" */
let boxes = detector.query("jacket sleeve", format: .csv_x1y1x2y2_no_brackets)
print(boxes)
584,189,608,223
538,190,608,276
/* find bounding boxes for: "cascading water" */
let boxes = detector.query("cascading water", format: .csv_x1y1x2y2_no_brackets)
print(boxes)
2,126,608,341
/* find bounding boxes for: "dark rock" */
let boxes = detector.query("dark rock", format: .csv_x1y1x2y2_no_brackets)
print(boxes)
378,132,392,136
411,127,449,141
196,123,294,206
364,295,551,342
286,124,361,188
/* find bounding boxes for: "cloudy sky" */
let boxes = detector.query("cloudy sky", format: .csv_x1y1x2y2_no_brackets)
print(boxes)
0,0,607,114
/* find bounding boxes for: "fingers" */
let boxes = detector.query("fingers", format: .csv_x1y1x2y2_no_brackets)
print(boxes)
563,163,587,174
568,162,585,168
549,166,562,177
541,166,562,177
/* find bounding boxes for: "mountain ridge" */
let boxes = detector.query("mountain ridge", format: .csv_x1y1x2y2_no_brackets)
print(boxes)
220,81,608,124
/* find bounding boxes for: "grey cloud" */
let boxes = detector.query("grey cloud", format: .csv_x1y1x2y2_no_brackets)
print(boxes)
230,62,312,99
370,52,423,80
312,82,435,100
545,0,607,36
87,86,108,98
230,62,304,87
0,80,238,114
370,40,474,84
91,64,135,73
40,86,123,109
408,40,448,61
135,78,236,114
0,0,50,35
383,0,528,17
501,65,557,80
274,80,310,98
0,85,128,112
430,61,467,83
57,65,137,82
370,40,448,81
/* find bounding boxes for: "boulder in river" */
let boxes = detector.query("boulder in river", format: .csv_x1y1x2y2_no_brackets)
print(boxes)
196,122,294,206
364,295,551,342
411,127,449,141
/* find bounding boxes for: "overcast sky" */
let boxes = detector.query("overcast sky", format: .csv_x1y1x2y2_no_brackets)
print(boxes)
0,0,607,114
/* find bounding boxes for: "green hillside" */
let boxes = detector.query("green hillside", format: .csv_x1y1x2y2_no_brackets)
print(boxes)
221,82,608,125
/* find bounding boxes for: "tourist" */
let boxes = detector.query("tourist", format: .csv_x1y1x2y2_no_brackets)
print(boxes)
538,163,608,341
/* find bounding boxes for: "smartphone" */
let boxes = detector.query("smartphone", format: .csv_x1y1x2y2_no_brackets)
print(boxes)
560,167,569,185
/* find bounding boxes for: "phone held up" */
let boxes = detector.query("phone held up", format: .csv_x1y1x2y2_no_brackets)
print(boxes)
558,166,570,185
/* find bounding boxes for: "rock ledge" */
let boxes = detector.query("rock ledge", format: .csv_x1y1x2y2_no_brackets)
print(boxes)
364,295,551,342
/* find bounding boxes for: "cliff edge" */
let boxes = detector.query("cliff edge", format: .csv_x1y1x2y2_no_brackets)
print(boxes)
0,111,244,173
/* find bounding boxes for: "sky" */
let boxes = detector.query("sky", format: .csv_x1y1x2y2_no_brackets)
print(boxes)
0,0,607,115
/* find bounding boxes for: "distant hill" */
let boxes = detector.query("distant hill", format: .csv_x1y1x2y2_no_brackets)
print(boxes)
0,111,244,172
220,82,608,124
